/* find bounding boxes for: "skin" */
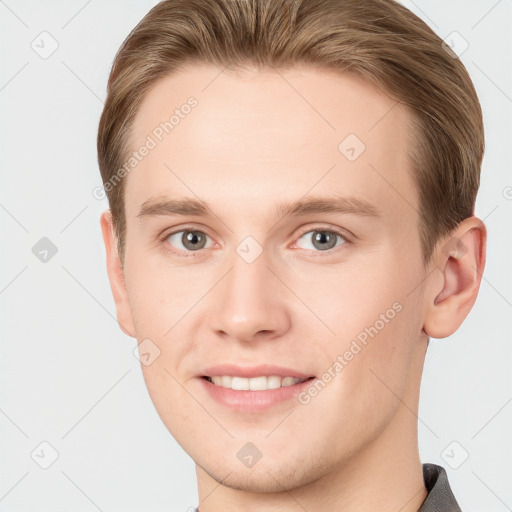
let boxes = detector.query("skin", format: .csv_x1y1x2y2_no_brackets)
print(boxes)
101,63,486,511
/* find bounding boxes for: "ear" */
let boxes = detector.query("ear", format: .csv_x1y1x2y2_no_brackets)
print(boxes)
100,210,136,338
423,216,487,339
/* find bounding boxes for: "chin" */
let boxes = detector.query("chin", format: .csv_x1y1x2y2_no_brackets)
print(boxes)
196,448,329,493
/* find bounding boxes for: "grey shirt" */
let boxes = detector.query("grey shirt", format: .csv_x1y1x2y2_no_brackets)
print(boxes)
418,463,462,511
194,462,461,512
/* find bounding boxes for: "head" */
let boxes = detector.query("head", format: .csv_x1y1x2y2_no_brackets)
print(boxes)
98,0,486,496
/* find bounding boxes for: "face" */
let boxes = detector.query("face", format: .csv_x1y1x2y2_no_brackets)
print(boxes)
110,63,433,491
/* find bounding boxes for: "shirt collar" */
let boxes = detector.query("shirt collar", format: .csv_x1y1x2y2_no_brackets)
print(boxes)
417,463,462,512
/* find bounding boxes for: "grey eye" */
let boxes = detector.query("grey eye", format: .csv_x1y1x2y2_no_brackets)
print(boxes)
166,230,211,251
296,230,346,251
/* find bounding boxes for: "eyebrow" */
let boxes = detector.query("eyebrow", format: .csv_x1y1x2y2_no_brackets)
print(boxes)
137,194,380,220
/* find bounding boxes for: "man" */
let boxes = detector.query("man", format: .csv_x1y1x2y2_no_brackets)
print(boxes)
97,0,486,510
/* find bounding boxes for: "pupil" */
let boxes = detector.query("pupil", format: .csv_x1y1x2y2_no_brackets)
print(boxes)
183,231,207,250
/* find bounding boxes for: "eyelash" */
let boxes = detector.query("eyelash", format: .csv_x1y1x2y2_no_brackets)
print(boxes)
160,224,352,258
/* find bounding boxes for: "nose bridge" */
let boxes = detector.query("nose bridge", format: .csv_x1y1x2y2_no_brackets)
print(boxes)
208,238,290,340
225,242,274,314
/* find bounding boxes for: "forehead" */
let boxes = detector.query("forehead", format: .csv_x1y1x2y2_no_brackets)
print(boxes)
125,63,417,224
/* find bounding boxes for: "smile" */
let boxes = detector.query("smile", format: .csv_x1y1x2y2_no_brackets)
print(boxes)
203,375,310,391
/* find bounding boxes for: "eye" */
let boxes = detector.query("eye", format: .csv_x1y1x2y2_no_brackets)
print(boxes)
165,229,213,255
295,228,347,253
162,226,349,258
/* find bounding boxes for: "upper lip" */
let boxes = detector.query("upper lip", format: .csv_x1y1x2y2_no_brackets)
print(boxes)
200,364,314,379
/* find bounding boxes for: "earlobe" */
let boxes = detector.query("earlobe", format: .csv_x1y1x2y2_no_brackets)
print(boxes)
100,211,136,338
423,217,486,339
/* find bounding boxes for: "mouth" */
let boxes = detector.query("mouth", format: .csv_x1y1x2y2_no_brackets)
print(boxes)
202,375,315,391
198,364,317,410
199,374,316,411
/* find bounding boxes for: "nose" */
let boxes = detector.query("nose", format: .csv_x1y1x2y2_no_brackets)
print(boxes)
207,247,291,344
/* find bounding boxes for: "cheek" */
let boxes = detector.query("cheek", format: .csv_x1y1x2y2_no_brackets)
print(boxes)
291,255,402,340
307,302,417,446
123,251,197,336
138,360,201,446
304,252,421,402
123,256,203,389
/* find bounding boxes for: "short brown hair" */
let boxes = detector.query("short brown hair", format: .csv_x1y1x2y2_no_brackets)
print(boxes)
97,0,484,266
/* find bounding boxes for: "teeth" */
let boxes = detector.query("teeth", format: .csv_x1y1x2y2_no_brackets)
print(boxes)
232,376,249,390
208,375,307,390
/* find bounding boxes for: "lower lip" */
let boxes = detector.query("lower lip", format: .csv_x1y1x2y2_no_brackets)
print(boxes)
198,377,316,411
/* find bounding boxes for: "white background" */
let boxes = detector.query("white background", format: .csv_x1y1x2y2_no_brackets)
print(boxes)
1,1,511,510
